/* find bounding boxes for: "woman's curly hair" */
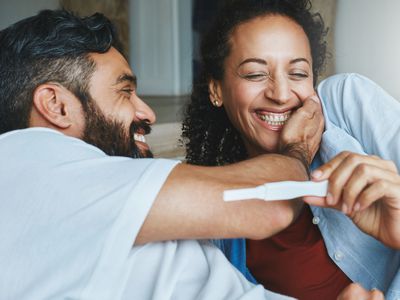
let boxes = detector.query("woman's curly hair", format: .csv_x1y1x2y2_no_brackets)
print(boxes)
182,0,328,166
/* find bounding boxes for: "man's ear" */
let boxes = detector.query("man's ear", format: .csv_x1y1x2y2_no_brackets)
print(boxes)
32,83,78,129
208,79,223,107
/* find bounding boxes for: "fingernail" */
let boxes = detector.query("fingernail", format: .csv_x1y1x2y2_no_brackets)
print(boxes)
326,193,334,205
342,203,348,214
311,170,323,179
353,202,361,212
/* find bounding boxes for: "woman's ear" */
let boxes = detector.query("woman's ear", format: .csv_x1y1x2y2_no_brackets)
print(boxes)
208,79,223,107
31,83,80,129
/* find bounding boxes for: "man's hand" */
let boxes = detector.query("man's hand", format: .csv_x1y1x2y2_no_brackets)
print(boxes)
304,151,400,249
279,94,325,171
337,283,384,300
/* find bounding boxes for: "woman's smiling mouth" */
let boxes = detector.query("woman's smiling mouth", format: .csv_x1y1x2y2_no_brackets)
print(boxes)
255,110,291,130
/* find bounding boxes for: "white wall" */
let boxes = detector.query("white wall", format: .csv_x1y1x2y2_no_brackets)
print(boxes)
0,0,59,30
335,0,400,99
129,0,193,96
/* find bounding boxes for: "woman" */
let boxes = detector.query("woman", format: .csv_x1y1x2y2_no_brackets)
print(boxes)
182,0,400,299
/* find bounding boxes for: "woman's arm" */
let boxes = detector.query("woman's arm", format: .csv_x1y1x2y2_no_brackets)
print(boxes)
307,74,400,249
317,73,400,168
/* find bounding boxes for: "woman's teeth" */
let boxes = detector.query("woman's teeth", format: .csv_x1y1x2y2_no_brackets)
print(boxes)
134,133,146,143
256,112,291,126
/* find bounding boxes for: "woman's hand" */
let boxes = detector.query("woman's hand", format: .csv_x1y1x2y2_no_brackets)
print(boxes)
337,283,384,300
304,151,400,249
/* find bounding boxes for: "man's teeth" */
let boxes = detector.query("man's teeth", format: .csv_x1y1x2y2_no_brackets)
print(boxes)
257,112,290,126
134,133,146,143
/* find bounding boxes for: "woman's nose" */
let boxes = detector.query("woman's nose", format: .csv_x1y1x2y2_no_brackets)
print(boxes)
264,76,291,105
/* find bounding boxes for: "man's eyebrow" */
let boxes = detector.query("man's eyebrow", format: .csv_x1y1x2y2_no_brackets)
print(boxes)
290,58,310,65
238,58,267,67
115,73,137,86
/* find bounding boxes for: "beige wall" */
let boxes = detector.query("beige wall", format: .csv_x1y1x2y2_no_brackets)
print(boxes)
0,0,59,30
335,0,400,100
311,0,337,81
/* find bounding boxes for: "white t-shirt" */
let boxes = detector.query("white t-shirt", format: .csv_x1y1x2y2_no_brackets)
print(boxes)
0,128,292,300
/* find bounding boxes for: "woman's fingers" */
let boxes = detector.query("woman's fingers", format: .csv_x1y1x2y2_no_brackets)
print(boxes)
311,152,397,210
314,153,373,206
312,152,395,181
357,179,400,211
311,151,352,180
341,164,399,214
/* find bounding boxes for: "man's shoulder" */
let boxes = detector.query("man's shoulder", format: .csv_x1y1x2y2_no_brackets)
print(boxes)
0,127,61,140
0,127,105,156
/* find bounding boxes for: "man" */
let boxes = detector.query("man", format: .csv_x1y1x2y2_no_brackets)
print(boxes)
0,9,322,299
0,9,382,300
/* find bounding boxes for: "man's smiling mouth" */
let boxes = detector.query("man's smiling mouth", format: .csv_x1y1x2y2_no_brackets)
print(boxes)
133,133,146,143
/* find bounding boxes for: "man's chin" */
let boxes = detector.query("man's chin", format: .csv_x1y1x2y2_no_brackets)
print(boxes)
139,149,153,158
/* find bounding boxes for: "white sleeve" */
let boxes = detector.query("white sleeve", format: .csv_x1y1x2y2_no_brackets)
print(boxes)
76,157,180,299
0,129,180,299
317,73,400,168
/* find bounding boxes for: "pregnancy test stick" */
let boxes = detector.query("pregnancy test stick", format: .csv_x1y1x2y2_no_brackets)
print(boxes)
224,180,328,202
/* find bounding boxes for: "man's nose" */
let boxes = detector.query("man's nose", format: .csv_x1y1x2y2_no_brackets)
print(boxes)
134,95,156,125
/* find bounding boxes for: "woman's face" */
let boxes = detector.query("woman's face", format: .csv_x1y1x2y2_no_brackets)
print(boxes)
211,15,315,157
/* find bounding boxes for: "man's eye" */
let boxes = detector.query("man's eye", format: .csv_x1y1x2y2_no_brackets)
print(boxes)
121,88,134,95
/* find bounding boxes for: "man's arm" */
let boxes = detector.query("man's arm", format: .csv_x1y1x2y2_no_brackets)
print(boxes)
136,97,324,245
136,154,307,244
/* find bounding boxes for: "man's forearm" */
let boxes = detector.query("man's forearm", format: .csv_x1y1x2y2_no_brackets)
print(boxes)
135,154,307,245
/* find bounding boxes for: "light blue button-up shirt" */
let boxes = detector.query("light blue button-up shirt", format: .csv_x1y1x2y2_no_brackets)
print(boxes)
215,73,400,299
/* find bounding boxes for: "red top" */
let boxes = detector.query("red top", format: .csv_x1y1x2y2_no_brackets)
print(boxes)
246,205,352,300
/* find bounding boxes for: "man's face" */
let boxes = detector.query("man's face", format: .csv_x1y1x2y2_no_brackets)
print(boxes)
81,99,153,158
81,47,156,158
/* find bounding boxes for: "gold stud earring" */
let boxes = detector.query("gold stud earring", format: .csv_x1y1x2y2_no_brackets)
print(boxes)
213,100,220,107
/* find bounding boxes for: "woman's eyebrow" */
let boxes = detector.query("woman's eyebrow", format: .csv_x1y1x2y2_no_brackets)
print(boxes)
290,58,310,65
237,57,310,68
238,58,267,67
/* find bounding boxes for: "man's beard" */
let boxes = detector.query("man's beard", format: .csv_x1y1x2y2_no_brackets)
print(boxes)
81,99,153,158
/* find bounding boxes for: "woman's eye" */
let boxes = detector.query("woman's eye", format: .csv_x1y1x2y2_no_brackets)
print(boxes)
241,73,269,82
289,72,309,79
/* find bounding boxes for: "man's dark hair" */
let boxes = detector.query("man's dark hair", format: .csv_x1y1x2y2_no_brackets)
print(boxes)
182,0,328,166
0,9,122,134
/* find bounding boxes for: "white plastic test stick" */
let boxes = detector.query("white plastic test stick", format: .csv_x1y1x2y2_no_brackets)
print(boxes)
223,180,328,202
